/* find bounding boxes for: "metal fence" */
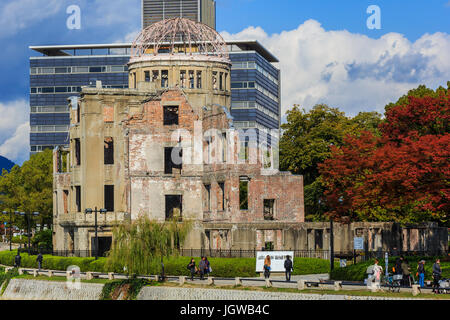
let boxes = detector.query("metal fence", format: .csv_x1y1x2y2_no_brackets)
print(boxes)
22,248,448,260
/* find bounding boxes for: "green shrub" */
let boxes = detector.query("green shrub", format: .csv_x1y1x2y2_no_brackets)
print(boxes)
0,250,336,278
330,256,450,281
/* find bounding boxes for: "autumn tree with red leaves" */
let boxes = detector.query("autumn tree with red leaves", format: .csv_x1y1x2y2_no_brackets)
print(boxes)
320,84,449,225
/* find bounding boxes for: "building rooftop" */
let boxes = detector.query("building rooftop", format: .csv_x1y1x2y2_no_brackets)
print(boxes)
29,39,279,63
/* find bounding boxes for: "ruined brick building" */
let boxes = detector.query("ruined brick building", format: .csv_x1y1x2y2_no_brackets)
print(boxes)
53,18,447,256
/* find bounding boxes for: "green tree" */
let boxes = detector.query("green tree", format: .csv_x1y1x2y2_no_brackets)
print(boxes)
107,215,192,275
279,104,382,221
0,149,53,229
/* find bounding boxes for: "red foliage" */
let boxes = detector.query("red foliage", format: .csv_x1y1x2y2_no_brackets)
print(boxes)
320,93,450,223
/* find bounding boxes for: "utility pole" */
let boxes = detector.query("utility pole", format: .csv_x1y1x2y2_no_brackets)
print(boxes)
85,207,107,260
330,217,334,272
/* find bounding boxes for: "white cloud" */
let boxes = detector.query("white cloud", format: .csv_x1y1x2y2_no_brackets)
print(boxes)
0,99,29,164
0,0,62,38
221,20,450,117
0,122,30,165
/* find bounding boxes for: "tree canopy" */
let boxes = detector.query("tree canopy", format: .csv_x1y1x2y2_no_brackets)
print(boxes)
319,84,449,225
0,149,53,229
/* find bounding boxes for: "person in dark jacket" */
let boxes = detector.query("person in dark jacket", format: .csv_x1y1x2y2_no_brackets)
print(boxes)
432,259,442,293
199,256,207,280
187,258,197,281
394,256,403,275
401,258,411,287
417,260,425,288
14,252,21,268
204,257,211,277
284,255,294,282
36,252,43,270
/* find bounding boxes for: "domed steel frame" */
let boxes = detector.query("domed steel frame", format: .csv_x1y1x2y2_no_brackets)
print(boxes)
130,17,229,61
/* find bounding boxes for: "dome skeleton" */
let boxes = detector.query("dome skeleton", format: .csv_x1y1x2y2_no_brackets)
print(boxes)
131,17,229,61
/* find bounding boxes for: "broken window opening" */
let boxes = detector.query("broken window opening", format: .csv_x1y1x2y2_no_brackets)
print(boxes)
164,147,182,174
265,242,274,251
189,71,195,89
161,70,169,88
163,105,179,125
263,199,275,221
104,137,114,165
144,71,151,82
104,185,114,212
152,70,159,82
75,186,81,213
196,71,202,89
165,195,182,221
204,184,211,211
63,190,69,214
218,182,225,211
74,138,81,166
221,132,227,163
314,230,323,250
212,71,218,90
239,177,249,211
180,70,186,88
239,141,249,161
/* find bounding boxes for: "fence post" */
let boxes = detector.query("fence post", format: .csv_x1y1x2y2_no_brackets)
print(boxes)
297,280,305,290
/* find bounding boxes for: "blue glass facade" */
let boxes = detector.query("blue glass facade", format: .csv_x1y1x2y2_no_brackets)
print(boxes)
29,43,280,153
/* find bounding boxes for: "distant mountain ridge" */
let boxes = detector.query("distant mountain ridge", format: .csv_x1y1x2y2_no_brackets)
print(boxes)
0,156,15,174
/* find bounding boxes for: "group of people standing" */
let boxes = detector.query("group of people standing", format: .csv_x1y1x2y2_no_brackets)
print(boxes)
187,256,211,281
393,256,442,292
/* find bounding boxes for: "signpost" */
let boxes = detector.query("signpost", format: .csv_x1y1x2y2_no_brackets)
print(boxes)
353,237,364,264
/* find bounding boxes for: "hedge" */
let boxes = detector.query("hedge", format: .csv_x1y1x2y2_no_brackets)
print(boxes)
330,256,450,282
0,250,336,278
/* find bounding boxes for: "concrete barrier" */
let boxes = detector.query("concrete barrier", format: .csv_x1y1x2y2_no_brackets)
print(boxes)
412,285,421,296
334,281,342,291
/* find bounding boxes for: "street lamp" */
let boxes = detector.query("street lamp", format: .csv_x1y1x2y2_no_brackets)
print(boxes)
85,207,107,260
19,211,39,255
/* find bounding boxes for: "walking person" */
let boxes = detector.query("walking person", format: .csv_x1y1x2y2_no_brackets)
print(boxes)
199,256,207,280
394,256,403,276
372,259,383,290
36,252,43,270
401,257,411,287
187,258,197,281
284,255,293,282
204,257,212,276
14,251,21,268
432,259,442,294
263,255,271,279
417,260,426,288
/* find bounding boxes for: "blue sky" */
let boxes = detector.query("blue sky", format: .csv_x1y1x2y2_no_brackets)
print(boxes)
0,0,449,164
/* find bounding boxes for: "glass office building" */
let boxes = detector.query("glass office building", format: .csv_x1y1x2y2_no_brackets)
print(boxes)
142,0,216,29
29,41,280,154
